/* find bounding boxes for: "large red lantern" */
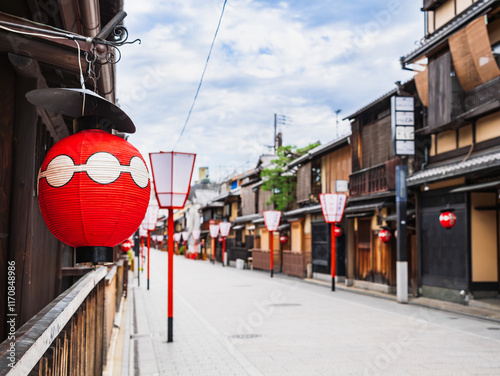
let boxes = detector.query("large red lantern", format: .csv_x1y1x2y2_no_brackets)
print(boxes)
378,229,392,243
439,210,456,229
38,129,150,263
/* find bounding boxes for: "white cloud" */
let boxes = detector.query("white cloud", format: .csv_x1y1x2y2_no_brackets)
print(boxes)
118,0,423,181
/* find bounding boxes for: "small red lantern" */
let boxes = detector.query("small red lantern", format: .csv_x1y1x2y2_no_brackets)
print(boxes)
279,235,288,244
378,229,392,243
333,226,342,238
439,210,456,229
121,240,133,253
38,129,150,263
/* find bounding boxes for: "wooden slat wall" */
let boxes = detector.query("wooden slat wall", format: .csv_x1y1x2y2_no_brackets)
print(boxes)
360,115,391,169
296,163,311,203
7,69,68,331
428,51,454,129
240,186,256,216
322,145,352,193
258,188,273,213
351,119,361,171
0,54,15,341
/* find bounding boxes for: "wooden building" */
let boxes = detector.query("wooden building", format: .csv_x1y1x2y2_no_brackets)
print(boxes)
401,0,500,303
285,136,352,280
345,80,424,294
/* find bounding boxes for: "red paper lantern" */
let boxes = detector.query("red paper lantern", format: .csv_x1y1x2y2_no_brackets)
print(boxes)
38,129,150,262
121,240,133,253
279,235,288,244
439,211,456,229
333,226,342,238
378,229,391,243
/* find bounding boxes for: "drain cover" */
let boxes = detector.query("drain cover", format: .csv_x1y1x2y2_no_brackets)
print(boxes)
267,303,301,307
487,327,500,330
130,333,151,340
229,334,261,339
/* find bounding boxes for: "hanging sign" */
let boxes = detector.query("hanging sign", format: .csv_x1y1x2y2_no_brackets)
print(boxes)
319,193,347,223
192,229,201,241
263,211,281,232
391,96,415,156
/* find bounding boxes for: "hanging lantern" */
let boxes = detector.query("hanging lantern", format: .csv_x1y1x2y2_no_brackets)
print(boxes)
378,229,392,243
38,129,150,263
279,235,288,244
439,210,456,229
121,239,133,253
333,226,342,238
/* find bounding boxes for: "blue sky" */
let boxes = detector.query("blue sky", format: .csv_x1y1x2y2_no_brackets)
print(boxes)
118,0,423,181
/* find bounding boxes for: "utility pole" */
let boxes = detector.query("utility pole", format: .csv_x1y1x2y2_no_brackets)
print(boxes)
335,109,341,139
273,113,277,154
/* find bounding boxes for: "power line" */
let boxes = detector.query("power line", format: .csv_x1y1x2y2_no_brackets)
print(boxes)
172,0,228,150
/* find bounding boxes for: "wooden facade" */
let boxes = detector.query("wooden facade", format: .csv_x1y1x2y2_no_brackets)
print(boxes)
402,0,500,301
0,0,125,346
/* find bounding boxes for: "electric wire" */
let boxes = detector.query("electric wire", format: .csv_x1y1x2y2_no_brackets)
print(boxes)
172,0,228,150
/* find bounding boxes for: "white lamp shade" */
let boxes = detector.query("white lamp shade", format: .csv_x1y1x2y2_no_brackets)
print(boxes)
209,224,219,238
151,235,158,241
182,231,189,242
219,222,231,237
157,235,164,241
141,204,159,231
173,233,181,242
319,193,347,223
263,210,281,232
139,228,147,237
192,229,201,240
149,152,196,209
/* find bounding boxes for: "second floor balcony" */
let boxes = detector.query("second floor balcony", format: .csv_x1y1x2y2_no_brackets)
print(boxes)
349,158,401,198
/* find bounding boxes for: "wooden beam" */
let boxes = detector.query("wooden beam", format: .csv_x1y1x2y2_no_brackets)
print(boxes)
8,53,70,141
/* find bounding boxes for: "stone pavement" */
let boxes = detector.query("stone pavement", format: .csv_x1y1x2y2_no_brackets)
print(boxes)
121,249,500,376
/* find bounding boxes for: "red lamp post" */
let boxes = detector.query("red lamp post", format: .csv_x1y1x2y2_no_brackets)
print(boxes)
319,193,347,292
263,210,281,278
209,221,220,264
219,222,232,267
439,210,457,229
149,151,196,343
192,229,201,260
142,203,159,291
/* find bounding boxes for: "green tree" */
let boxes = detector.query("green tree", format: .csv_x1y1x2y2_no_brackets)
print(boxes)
261,142,320,211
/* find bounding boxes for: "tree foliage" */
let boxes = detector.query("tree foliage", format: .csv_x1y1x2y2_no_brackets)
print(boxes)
261,142,320,211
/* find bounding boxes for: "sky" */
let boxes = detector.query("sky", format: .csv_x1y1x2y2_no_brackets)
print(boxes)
117,0,424,182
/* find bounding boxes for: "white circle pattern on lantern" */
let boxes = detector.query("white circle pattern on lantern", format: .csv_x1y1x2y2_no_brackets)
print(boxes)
38,152,150,189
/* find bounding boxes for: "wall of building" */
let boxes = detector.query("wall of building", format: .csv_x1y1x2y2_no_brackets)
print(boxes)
476,111,500,143
321,145,352,194
470,192,498,282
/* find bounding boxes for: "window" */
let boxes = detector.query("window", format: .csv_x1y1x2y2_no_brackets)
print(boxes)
311,159,321,197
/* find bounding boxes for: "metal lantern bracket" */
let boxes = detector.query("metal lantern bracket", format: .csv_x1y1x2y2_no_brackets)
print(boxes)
0,10,140,65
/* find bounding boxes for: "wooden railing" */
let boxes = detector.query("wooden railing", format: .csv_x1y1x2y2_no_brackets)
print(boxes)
0,262,127,376
349,158,400,197
457,76,500,118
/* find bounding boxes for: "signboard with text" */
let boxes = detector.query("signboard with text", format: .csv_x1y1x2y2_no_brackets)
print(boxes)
391,96,415,156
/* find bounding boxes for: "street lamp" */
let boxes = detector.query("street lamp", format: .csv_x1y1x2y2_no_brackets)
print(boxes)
142,203,159,291
263,210,281,278
209,220,219,264
192,229,201,260
319,193,347,291
149,151,196,343
219,222,232,267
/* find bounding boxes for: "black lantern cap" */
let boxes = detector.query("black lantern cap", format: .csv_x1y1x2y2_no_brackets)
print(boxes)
26,88,136,133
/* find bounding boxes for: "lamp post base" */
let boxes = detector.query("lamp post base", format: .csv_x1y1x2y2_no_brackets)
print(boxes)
270,269,273,278
167,317,173,343
76,246,113,264
331,277,335,292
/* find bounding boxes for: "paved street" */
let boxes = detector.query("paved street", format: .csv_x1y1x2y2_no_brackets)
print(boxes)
123,249,500,376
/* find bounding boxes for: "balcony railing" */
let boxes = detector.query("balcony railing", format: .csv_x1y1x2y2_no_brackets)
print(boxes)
349,159,400,197
454,76,500,120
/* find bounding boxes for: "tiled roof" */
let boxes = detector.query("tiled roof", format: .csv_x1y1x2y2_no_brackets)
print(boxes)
401,0,496,65
407,151,500,186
